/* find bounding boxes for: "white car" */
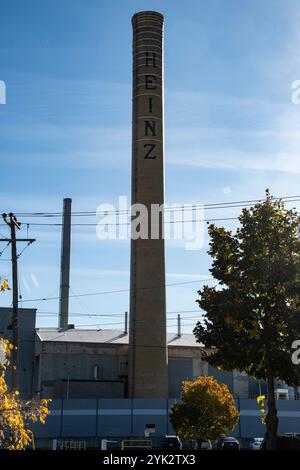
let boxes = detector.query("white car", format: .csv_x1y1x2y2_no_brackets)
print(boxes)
250,438,264,450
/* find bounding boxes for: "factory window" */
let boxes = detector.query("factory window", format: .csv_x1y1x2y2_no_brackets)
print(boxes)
93,365,100,380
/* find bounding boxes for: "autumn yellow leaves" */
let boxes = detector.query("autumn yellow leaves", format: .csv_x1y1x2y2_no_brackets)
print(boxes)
0,338,51,450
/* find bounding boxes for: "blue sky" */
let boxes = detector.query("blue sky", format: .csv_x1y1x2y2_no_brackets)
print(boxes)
1,0,300,332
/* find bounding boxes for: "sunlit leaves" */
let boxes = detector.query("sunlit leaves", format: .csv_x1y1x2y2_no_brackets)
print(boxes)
170,376,239,442
0,278,10,292
0,337,51,450
257,395,266,424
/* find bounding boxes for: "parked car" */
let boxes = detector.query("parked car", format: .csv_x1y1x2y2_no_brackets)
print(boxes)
161,435,182,450
249,438,264,450
193,440,212,450
200,440,212,450
217,437,240,450
285,433,300,438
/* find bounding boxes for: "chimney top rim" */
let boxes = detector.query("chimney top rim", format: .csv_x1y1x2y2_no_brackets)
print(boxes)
132,11,164,23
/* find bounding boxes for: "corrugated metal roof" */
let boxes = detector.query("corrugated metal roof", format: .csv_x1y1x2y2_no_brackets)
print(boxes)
35,328,200,348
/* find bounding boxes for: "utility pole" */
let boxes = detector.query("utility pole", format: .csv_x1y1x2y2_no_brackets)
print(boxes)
1,213,35,390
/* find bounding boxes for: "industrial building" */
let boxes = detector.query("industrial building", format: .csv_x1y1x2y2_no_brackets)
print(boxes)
1,11,300,448
1,306,300,449
0,306,249,401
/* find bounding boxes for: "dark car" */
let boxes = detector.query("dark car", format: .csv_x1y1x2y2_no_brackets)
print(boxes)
217,437,240,450
161,435,182,450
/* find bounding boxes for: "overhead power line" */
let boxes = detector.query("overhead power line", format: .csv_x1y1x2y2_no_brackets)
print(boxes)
0,216,238,227
36,314,202,322
55,320,200,328
2,196,299,228
36,315,201,324
18,335,205,347
0,242,10,257
20,277,215,304
36,308,201,317
11,194,300,218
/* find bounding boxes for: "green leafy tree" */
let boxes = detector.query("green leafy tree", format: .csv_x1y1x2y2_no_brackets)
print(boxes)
194,191,300,449
170,376,239,447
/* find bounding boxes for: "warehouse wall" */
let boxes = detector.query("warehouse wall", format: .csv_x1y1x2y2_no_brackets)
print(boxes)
168,358,193,397
40,352,121,381
35,342,128,398
30,398,300,445
36,342,210,399
35,341,252,400
52,380,125,399
208,364,234,393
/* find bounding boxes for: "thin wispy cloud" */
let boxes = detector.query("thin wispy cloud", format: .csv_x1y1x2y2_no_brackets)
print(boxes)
2,0,300,330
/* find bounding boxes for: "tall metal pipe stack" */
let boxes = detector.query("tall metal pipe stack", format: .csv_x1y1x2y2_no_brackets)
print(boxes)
58,197,72,330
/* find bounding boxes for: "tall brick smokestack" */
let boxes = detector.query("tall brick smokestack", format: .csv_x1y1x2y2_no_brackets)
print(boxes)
128,11,168,398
